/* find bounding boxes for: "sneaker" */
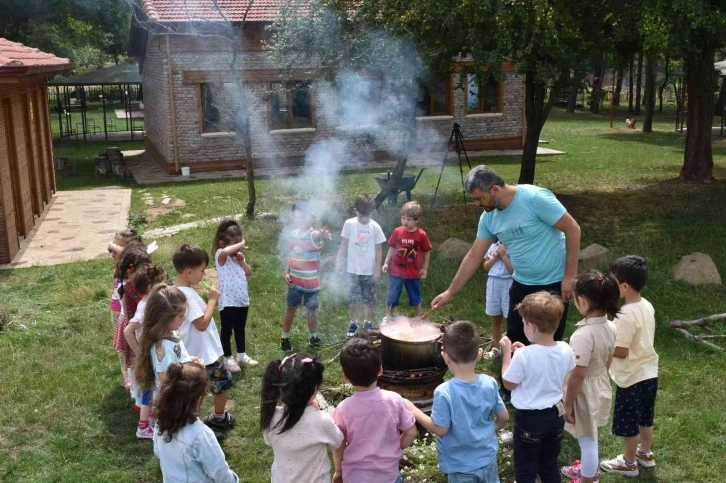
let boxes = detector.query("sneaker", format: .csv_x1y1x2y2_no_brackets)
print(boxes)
203,412,236,429
499,431,513,445
238,354,259,367
224,357,241,373
136,425,154,440
346,322,358,338
309,336,322,349
133,405,141,413
635,445,656,468
363,321,373,331
280,337,292,352
600,455,638,477
561,460,582,479
381,316,391,325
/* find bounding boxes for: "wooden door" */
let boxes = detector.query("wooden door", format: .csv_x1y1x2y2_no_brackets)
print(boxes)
20,93,40,217
2,98,26,237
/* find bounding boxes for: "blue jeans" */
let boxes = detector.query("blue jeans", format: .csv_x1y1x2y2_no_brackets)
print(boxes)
386,275,421,306
448,461,500,483
513,407,564,483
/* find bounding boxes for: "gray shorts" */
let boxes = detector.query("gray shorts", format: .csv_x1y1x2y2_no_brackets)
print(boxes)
485,276,513,317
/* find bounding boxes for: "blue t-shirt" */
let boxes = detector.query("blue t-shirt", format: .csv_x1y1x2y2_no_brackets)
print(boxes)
431,374,505,474
476,185,566,285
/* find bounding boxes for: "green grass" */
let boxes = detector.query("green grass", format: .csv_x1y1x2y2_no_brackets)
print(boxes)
49,103,145,140
54,140,145,191
1,107,726,482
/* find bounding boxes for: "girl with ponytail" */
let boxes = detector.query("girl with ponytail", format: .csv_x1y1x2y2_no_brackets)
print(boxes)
561,270,620,483
260,354,343,483
154,362,238,482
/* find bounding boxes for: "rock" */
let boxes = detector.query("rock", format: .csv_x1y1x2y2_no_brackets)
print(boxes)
438,238,472,260
162,197,171,205
671,253,722,285
578,243,614,271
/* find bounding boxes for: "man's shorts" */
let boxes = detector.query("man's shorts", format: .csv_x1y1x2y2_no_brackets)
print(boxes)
612,377,658,437
348,274,376,305
386,275,421,307
287,286,319,312
485,276,513,317
205,360,235,395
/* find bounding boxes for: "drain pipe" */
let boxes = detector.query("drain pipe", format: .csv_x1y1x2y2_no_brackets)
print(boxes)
166,35,180,174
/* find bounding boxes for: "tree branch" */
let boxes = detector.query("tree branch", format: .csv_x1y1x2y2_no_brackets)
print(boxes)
672,328,725,352
670,313,726,328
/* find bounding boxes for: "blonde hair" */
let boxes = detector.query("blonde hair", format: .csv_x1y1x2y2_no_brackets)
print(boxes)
400,201,423,220
515,291,564,334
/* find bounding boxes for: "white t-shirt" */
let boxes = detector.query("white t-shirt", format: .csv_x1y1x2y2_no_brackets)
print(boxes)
610,298,659,388
130,298,147,340
504,341,575,410
215,249,250,309
178,286,223,365
340,218,386,276
263,406,344,483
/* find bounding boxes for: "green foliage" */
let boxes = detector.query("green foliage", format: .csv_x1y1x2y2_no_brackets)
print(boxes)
127,211,147,229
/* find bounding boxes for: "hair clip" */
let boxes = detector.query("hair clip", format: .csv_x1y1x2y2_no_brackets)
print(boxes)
279,353,297,372
128,262,136,272
301,357,313,364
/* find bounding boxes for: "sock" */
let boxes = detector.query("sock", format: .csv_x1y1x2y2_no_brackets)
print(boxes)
282,332,290,339
214,411,225,421
624,458,635,466
138,419,149,429
309,332,317,338
237,352,246,360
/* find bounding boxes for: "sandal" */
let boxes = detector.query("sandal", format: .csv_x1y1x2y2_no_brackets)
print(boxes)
483,347,502,360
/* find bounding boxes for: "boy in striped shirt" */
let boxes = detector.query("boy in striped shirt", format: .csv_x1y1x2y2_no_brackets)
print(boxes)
280,202,330,352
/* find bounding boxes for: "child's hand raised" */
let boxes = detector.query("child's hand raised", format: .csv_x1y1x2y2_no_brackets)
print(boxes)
499,336,512,353
206,286,220,301
512,341,525,352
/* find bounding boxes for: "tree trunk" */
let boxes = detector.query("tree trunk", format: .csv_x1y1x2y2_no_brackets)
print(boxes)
566,71,581,113
614,70,624,106
243,116,256,217
519,70,556,184
634,50,643,116
375,101,418,209
680,42,716,183
628,59,634,112
714,77,726,116
642,57,656,133
658,55,669,112
589,62,605,114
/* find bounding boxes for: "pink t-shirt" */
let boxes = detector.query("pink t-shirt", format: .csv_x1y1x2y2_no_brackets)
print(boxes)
333,387,415,483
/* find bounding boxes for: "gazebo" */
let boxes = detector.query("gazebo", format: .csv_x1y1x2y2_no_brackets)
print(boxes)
48,63,144,142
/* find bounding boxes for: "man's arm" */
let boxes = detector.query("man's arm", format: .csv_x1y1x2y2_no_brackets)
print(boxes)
431,238,493,308
553,212,581,301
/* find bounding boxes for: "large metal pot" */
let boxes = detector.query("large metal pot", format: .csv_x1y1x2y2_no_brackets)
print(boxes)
380,331,444,371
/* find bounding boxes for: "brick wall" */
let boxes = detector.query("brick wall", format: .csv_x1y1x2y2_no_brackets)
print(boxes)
144,33,524,168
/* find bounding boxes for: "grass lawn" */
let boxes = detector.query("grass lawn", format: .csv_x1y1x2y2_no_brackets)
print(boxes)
1,107,725,482
53,140,145,191
49,103,145,140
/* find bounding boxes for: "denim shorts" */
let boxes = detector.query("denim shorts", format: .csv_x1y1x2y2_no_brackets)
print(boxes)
286,287,319,312
205,360,235,395
348,274,376,305
448,461,500,483
386,275,421,307
612,377,658,437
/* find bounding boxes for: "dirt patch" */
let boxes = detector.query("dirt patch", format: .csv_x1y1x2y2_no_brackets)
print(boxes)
145,198,187,221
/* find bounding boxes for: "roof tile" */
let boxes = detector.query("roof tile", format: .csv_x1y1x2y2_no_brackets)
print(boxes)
0,38,71,76
139,0,288,23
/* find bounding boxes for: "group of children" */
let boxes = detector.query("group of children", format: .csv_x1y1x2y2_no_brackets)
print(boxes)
106,200,660,483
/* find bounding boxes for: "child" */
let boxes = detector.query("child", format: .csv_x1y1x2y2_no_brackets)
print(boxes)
499,291,575,483
336,195,386,337
213,219,256,372
261,354,344,483
112,242,151,394
560,270,619,483
382,201,432,319
107,228,142,387
281,202,330,352
482,241,513,360
333,338,418,483
153,362,239,483
173,244,236,432
600,256,658,477
405,321,509,482
124,264,167,439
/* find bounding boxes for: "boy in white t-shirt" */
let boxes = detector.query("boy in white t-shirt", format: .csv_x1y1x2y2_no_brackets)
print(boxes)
600,256,659,477
336,195,386,338
173,244,236,434
500,291,575,483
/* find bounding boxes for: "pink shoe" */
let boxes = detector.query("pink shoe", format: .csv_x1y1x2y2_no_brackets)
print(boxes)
561,460,582,479
224,358,241,373
136,425,154,439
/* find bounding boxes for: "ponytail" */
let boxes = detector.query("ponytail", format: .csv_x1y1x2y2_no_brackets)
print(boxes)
260,360,284,432
575,269,621,319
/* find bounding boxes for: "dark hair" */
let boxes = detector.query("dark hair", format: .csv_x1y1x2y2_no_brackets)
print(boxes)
213,219,243,254
340,338,381,386
172,244,209,272
260,354,325,434
134,284,188,391
117,242,151,298
133,264,167,295
609,255,648,292
156,362,208,443
574,270,621,318
515,291,564,334
354,195,376,217
442,321,480,363
116,228,142,245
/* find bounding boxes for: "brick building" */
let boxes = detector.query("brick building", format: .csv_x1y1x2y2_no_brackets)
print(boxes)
129,0,525,174
0,39,71,264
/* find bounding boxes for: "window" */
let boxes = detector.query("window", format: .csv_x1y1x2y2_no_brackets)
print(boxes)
417,78,452,116
201,83,238,133
336,74,384,127
466,74,501,114
270,81,313,130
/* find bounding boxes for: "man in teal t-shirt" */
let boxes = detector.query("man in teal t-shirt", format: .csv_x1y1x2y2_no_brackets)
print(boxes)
431,165,581,344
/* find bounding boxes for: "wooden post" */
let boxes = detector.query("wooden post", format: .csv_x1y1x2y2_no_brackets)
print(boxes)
166,35,180,174
610,72,616,128
101,85,108,141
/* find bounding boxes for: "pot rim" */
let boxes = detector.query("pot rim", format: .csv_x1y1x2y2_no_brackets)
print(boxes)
379,331,442,345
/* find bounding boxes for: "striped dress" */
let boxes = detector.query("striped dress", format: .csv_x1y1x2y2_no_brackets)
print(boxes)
288,228,322,292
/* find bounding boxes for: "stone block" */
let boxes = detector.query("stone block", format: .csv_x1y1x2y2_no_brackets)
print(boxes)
578,243,613,271
438,238,472,260
671,252,722,285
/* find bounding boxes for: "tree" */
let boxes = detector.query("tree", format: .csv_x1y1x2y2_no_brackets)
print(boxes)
642,56,656,132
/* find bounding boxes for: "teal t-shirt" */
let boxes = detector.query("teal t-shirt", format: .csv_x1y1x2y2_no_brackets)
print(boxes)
476,185,566,285
431,375,505,474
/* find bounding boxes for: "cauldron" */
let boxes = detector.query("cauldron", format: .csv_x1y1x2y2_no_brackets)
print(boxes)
380,325,444,370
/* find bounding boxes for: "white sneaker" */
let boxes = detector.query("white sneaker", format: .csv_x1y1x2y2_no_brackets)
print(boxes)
600,454,639,477
136,425,154,439
635,445,656,468
224,358,241,373
238,354,258,367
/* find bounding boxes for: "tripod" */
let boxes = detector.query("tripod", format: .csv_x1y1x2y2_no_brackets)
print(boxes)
431,123,472,212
